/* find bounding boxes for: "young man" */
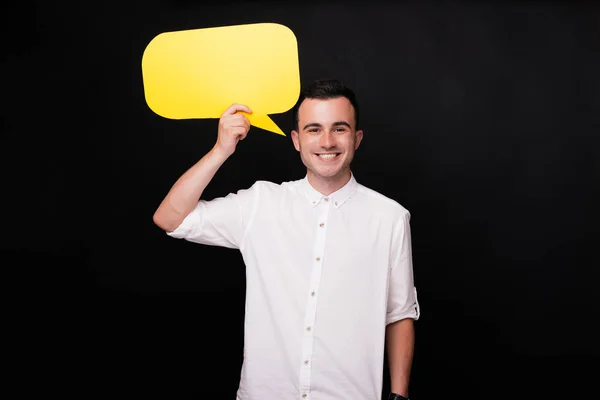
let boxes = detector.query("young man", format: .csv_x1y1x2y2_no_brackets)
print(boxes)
153,79,420,400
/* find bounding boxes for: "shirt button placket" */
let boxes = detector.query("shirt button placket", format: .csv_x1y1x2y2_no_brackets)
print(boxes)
299,197,330,398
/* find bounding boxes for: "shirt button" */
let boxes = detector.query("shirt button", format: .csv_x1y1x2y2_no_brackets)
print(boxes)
304,360,309,365
311,291,315,296
334,202,338,206
306,326,311,332
324,197,329,202
316,257,320,262
319,222,324,227
302,395,307,399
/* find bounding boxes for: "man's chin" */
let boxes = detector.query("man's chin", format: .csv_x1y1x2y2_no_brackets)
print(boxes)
311,168,344,180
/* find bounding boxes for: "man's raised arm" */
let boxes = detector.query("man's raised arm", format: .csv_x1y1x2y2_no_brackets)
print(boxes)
153,104,252,232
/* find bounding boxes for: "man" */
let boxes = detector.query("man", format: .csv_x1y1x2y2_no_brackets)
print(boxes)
153,79,420,400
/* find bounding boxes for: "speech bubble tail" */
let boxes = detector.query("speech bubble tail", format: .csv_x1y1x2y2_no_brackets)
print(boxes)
246,113,286,136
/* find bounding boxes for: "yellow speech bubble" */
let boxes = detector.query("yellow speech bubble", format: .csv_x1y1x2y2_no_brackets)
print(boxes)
141,23,300,136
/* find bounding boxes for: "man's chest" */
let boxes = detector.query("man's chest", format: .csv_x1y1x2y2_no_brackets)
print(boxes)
246,204,394,287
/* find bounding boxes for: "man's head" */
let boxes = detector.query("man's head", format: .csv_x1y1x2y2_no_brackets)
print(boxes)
291,79,364,189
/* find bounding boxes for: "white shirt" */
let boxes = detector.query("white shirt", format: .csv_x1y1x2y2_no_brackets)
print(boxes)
167,173,420,400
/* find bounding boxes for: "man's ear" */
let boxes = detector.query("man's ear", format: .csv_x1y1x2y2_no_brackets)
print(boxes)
355,129,364,150
291,130,300,151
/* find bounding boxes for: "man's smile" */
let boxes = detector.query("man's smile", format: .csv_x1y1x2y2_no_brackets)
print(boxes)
315,152,341,161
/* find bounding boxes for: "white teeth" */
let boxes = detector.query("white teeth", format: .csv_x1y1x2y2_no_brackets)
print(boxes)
318,153,337,159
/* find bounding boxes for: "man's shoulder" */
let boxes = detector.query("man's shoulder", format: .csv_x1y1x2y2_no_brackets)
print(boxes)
354,182,410,217
246,177,304,194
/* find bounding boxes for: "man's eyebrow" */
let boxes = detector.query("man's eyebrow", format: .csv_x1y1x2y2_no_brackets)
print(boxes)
302,122,322,130
332,121,351,128
302,121,351,130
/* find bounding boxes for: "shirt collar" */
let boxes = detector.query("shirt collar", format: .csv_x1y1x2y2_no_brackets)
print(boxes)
300,173,358,209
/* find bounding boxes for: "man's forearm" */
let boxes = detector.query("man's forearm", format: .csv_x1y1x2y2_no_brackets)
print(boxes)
153,145,229,232
386,318,415,397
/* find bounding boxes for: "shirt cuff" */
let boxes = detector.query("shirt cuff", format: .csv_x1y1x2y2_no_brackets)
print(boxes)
386,287,420,324
166,203,203,239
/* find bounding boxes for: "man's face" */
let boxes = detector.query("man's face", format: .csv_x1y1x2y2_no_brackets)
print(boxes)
291,97,363,183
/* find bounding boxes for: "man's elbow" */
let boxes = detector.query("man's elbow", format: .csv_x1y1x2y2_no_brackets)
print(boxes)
153,209,178,233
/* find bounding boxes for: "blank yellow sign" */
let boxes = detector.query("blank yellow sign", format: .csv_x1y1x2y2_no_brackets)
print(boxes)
141,23,300,136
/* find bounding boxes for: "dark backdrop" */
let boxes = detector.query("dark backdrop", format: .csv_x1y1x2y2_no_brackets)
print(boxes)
2,1,599,399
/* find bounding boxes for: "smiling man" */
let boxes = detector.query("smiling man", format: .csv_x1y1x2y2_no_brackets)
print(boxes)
153,79,420,400
291,93,362,195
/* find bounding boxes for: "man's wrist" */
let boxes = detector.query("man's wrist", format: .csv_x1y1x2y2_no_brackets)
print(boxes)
388,393,409,400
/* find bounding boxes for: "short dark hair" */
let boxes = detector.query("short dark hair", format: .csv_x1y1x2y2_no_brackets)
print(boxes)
292,79,360,131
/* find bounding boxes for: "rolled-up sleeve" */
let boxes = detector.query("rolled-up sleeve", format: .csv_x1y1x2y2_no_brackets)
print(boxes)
386,210,421,324
167,184,258,250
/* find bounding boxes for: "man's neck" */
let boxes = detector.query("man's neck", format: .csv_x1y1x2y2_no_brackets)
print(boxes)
307,170,352,196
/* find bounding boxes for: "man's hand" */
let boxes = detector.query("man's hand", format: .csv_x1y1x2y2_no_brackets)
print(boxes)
214,103,252,158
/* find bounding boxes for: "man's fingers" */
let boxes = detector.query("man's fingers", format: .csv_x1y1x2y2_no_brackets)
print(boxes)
222,113,251,128
221,103,252,117
232,127,249,138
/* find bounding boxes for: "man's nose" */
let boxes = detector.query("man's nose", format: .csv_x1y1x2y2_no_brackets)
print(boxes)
320,131,335,148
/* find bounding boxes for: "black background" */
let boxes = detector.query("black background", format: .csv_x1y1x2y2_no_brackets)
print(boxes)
2,1,599,399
